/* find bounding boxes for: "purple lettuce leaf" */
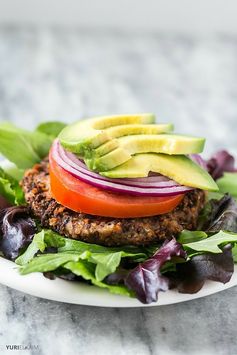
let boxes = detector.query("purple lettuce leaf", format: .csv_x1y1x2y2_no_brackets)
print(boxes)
124,239,186,304
169,244,233,294
0,195,12,210
0,206,37,260
207,150,237,180
105,268,129,285
201,194,237,233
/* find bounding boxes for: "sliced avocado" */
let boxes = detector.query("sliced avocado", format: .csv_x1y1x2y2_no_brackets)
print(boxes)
59,113,173,155
100,153,218,192
90,124,175,158
85,148,132,171
90,134,205,171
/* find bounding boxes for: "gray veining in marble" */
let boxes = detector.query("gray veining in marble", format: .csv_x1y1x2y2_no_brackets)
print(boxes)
0,27,237,355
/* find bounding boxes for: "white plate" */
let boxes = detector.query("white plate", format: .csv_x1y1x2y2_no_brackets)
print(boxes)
0,257,236,307
1,159,237,307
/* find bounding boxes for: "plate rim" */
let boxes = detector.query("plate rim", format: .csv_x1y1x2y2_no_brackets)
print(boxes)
0,257,236,307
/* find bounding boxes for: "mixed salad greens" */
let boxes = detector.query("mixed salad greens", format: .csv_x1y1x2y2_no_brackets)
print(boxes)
0,121,237,303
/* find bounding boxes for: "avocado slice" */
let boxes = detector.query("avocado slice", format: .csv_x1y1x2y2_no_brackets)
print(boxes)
100,153,218,192
59,113,173,155
89,134,205,171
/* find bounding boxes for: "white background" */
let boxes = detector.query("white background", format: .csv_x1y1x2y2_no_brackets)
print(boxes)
0,0,237,34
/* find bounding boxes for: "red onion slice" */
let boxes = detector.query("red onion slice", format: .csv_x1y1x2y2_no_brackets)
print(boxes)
53,140,193,197
59,142,180,188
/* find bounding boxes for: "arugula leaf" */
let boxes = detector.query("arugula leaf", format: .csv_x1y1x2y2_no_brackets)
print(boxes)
0,122,52,169
36,121,66,138
0,167,24,205
64,260,131,296
182,230,237,254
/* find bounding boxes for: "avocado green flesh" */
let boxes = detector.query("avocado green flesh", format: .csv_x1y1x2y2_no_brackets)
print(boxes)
86,148,132,172
93,124,173,157
59,113,157,154
89,134,205,171
100,153,218,192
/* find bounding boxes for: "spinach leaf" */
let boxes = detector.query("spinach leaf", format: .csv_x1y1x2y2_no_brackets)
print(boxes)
0,122,52,169
36,121,66,138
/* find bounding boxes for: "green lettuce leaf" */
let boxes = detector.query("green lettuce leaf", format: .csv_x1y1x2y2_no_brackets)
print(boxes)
64,260,132,296
16,229,67,265
88,251,145,281
36,121,66,138
58,234,150,256
0,161,24,182
0,122,53,169
0,167,24,205
15,230,46,265
217,172,237,199
231,244,237,262
19,252,90,274
207,191,225,201
16,229,149,282
177,230,207,244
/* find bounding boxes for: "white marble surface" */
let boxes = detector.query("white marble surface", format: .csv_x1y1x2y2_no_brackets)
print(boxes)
0,28,237,355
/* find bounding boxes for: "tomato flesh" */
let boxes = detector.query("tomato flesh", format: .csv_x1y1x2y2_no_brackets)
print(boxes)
49,149,184,218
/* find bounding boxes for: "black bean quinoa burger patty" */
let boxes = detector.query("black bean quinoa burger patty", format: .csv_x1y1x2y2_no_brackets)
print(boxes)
21,159,206,246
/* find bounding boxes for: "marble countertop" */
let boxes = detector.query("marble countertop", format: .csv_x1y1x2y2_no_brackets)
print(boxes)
0,28,237,355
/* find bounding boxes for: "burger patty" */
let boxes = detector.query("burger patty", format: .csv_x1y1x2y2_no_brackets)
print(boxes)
21,160,206,246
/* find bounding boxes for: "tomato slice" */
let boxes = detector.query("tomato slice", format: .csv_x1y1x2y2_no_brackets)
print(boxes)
49,149,184,218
